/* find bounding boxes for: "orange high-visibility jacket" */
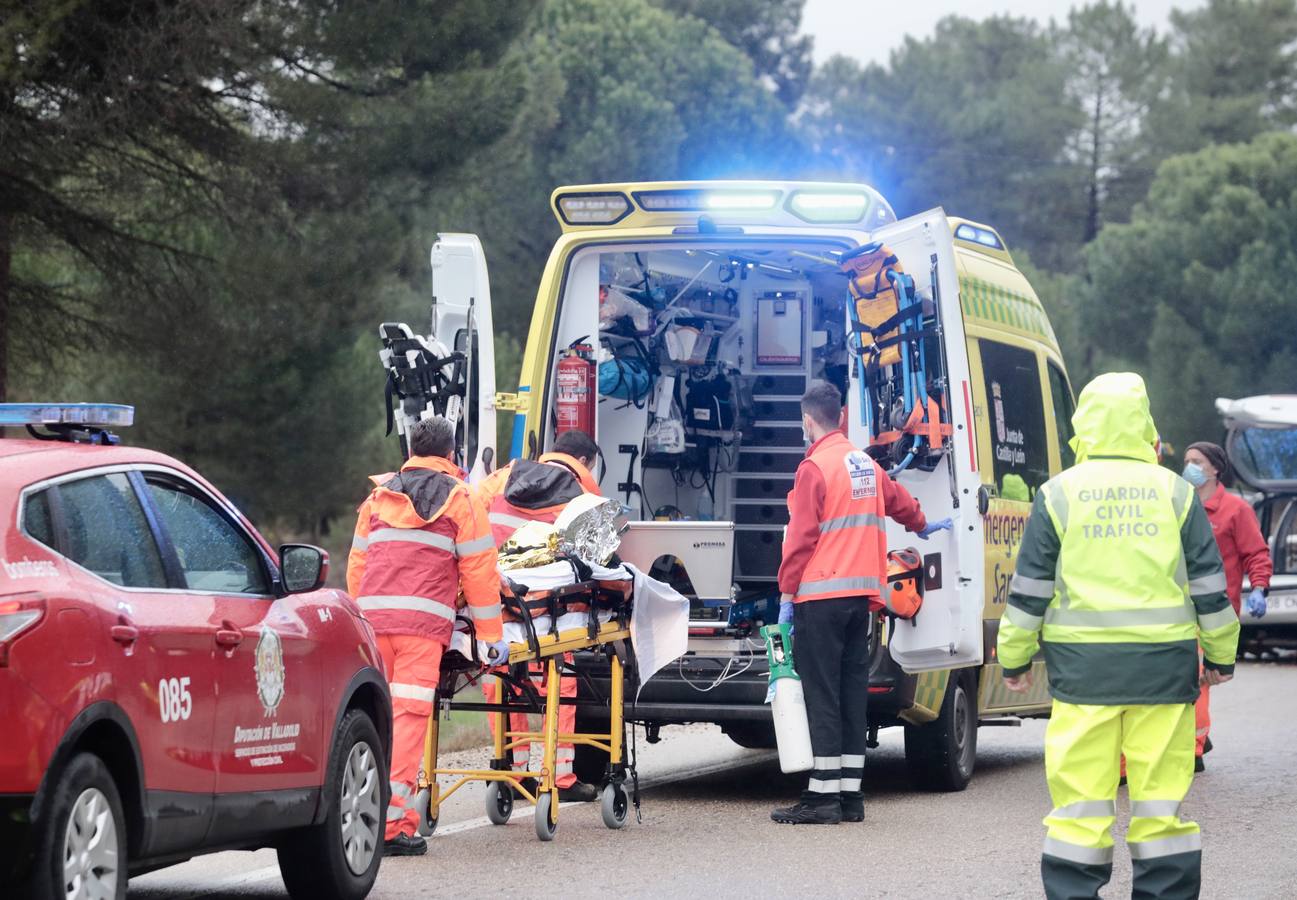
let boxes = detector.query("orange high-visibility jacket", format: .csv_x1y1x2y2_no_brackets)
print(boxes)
347,455,502,643
778,431,926,606
476,452,601,547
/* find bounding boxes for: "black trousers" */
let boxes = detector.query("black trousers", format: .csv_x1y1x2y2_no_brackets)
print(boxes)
793,596,872,801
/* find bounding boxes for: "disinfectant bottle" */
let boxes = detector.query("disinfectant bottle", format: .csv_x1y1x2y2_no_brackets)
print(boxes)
761,623,813,773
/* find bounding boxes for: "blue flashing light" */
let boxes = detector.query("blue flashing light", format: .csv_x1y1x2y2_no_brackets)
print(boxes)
704,191,779,211
0,403,135,428
954,223,1005,250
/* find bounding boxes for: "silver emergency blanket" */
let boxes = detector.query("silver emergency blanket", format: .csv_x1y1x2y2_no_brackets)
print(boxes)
554,494,627,566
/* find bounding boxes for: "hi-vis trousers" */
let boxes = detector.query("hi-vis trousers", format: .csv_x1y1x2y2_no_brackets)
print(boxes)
377,634,443,840
1043,700,1200,900
484,653,579,788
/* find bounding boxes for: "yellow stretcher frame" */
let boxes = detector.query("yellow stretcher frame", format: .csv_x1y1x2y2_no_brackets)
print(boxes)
418,615,633,842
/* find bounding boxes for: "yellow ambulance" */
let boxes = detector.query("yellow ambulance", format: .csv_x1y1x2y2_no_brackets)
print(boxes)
421,181,1071,790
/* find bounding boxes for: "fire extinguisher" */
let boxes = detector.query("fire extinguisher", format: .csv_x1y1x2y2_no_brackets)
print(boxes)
555,336,596,437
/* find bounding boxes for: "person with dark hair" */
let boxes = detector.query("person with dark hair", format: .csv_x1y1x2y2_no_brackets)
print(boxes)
470,428,603,802
771,380,950,825
1182,440,1272,768
346,416,503,856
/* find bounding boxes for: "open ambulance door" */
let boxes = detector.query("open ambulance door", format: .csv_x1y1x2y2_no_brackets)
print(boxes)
847,209,984,672
430,233,497,481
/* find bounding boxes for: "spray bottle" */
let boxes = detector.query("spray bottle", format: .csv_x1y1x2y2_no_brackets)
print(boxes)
761,623,813,773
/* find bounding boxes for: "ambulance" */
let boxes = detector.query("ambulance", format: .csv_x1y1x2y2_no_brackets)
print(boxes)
410,181,1073,790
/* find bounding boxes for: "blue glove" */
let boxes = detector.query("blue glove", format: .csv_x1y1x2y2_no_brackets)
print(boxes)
778,600,794,625
917,517,953,540
1246,588,1267,619
478,639,510,664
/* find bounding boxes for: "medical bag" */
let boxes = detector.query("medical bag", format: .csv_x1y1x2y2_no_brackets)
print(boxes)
840,243,906,367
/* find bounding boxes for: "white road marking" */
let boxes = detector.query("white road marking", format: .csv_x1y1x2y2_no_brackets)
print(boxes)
155,750,779,897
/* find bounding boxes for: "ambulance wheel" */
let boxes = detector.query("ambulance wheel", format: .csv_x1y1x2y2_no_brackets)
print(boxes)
24,753,127,900
600,783,629,829
279,709,384,900
486,782,513,825
534,792,558,841
904,669,977,792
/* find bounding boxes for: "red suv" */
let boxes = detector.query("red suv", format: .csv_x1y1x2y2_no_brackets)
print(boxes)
0,406,391,900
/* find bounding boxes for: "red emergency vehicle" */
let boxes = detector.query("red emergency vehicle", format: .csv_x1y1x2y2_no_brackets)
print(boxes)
0,405,390,900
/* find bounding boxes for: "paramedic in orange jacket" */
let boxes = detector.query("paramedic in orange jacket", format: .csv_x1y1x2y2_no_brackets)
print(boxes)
347,416,503,856
771,381,950,825
477,428,603,802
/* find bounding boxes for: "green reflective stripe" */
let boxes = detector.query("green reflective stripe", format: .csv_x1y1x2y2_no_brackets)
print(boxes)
358,595,456,620
1011,574,1055,598
1130,799,1181,818
1005,605,1044,631
1052,800,1116,819
1187,572,1227,597
1127,832,1201,860
351,534,369,551
820,513,884,533
456,534,495,556
1197,606,1238,631
1043,836,1114,865
798,576,881,595
1044,605,1195,628
368,527,455,553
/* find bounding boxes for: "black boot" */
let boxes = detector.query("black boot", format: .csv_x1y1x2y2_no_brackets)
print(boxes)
771,794,842,825
384,832,428,856
841,791,864,823
1194,755,1206,773
558,781,599,802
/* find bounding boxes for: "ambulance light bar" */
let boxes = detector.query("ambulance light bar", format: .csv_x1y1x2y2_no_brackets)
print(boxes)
786,191,871,223
954,223,1005,250
634,189,780,212
0,403,135,428
555,192,632,225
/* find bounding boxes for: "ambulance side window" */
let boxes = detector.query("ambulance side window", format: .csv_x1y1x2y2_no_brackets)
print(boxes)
978,340,1050,497
1048,363,1076,470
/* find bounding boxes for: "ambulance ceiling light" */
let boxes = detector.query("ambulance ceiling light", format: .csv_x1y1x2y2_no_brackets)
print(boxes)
0,403,135,428
787,191,870,222
556,192,632,225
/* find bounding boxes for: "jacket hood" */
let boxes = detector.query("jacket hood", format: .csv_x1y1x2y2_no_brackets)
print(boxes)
1069,372,1158,464
503,458,585,511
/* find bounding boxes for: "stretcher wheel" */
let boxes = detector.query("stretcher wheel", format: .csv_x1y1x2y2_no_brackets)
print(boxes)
534,792,558,842
414,788,437,837
485,782,513,825
600,783,628,830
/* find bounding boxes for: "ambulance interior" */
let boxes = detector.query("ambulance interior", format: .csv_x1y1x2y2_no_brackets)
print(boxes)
545,235,964,640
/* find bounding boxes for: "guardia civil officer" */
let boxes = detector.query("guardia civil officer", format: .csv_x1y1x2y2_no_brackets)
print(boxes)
771,380,949,825
999,373,1240,899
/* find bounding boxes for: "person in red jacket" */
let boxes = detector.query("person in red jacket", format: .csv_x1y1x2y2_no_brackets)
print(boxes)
771,381,950,825
348,416,503,856
475,429,603,801
1183,441,1272,768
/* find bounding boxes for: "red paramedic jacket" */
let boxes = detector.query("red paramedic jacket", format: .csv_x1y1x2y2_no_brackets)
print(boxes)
347,455,502,644
778,430,928,610
1202,483,1272,614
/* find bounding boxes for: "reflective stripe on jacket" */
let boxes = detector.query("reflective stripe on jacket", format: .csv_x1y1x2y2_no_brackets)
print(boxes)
996,375,1239,704
484,453,599,546
347,455,502,644
781,431,889,604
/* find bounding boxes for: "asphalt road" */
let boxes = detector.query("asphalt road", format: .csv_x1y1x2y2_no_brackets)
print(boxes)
129,659,1297,899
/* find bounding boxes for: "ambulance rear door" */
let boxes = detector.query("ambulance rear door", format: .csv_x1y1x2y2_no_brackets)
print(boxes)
430,233,498,481
847,208,984,671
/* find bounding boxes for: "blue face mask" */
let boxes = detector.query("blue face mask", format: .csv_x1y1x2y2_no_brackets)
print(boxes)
1182,462,1209,487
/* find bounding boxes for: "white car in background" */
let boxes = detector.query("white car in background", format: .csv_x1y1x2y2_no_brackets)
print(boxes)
1217,395,1297,654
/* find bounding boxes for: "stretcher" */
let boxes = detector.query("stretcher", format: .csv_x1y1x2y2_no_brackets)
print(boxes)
415,576,637,842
